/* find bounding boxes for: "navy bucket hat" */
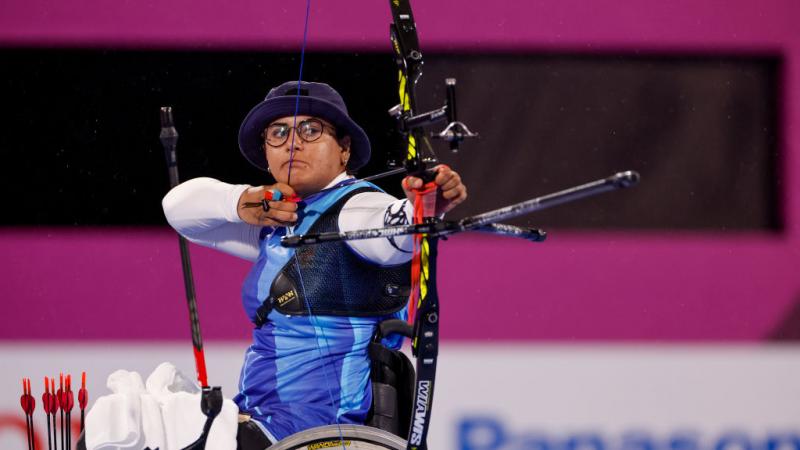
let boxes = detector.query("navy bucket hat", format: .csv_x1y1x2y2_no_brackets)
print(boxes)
238,81,371,172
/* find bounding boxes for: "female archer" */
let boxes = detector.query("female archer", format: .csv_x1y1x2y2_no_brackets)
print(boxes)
162,80,467,446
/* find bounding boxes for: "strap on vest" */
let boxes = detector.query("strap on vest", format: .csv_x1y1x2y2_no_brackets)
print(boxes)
254,301,272,329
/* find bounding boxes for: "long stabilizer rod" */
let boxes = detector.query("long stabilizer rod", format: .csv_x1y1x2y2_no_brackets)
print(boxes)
461,170,639,229
280,171,640,247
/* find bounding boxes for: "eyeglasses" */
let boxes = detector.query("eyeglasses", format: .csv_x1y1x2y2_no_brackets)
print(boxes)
263,118,337,147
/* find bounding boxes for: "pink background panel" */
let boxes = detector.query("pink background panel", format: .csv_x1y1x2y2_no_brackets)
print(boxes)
0,0,797,52
1,229,797,341
1,0,799,341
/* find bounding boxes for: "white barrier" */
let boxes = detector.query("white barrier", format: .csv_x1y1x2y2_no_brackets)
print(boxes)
2,343,799,450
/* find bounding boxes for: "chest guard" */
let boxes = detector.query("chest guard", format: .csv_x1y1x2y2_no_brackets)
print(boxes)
257,187,411,322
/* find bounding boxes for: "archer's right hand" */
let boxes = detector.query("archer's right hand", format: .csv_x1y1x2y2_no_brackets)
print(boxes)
237,183,298,227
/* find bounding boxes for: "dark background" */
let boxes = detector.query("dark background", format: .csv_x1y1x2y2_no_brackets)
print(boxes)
0,49,781,230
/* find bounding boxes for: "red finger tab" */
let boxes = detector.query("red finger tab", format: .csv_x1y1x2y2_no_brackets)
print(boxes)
267,189,300,203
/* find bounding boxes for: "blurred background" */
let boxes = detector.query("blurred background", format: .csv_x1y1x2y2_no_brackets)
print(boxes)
1,0,799,448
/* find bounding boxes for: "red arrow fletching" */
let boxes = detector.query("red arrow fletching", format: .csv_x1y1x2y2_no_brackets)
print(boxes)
64,374,75,411
43,392,52,414
28,378,35,413
79,389,88,409
20,378,34,414
65,390,75,412
20,394,30,414
43,377,52,414
50,378,59,413
20,396,31,414
79,371,88,409
57,388,65,408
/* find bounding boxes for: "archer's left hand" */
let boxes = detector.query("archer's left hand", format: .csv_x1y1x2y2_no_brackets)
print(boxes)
403,165,468,216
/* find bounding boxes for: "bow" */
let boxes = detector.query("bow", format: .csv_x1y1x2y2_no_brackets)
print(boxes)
282,3,639,450
286,2,453,448
387,2,440,449
273,2,448,448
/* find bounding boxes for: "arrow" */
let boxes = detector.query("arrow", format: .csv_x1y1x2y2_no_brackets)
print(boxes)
78,372,88,434
64,375,75,450
42,377,53,450
20,378,36,450
57,373,65,450
50,378,58,450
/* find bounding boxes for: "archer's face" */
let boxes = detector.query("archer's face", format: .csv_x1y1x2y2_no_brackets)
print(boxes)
264,115,351,196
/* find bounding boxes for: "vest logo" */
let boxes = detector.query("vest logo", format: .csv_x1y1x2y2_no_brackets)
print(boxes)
308,440,351,450
410,380,431,445
276,290,297,307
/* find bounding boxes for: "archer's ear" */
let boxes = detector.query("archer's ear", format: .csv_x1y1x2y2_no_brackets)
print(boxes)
338,135,352,152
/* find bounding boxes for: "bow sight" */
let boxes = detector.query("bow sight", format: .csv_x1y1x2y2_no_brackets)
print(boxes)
388,77,478,155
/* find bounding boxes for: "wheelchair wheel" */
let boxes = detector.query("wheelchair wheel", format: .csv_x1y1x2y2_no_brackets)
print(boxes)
269,424,407,450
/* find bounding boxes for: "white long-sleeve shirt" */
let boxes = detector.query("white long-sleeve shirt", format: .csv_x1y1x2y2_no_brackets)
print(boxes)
162,173,414,266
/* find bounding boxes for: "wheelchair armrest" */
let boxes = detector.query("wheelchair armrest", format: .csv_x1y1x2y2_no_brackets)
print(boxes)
374,319,414,342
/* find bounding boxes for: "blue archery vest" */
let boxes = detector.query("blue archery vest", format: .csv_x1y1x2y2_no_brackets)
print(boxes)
241,181,411,323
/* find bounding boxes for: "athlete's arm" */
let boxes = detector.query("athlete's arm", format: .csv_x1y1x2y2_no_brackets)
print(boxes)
162,177,261,262
341,165,467,265
339,192,414,265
